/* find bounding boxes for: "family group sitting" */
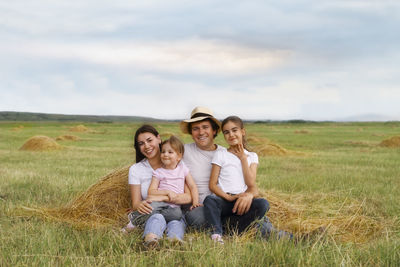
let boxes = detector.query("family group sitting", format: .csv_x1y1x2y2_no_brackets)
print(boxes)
121,107,292,247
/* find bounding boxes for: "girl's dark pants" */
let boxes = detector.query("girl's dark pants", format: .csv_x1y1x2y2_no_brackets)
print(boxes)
204,194,269,235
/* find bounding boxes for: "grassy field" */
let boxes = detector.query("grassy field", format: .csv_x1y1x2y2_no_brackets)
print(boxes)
0,121,399,266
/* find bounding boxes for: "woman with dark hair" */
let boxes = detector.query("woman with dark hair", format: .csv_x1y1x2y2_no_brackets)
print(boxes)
123,124,192,247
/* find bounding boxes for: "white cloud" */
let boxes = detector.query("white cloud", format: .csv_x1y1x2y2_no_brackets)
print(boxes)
1,0,400,120
1,39,291,75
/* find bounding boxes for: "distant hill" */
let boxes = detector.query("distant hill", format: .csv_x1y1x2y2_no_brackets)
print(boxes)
0,111,165,123
338,113,400,122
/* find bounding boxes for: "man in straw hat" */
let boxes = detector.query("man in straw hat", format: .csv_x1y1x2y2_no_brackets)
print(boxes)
181,107,292,239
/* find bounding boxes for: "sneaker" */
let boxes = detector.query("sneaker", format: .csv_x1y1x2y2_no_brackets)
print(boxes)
120,222,136,234
211,234,224,245
144,237,159,249
277,230,293,241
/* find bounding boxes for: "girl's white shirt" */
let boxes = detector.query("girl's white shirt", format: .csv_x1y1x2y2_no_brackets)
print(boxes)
128,159,153,199
211,149,258,195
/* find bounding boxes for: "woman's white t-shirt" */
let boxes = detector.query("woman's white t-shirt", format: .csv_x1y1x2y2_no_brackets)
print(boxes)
211,149,258,195
128,159,154,199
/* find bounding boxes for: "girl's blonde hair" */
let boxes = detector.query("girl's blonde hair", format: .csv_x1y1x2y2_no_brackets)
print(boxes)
221,116,250,151
161,135,185,155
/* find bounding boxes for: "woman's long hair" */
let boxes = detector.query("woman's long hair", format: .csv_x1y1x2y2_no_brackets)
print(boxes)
134,124,160,162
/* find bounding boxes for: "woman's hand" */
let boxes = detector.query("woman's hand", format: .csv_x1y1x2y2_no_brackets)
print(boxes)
137,199,153,214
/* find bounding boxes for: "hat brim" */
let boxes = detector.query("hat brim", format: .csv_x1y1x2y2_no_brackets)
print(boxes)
180,116,221,134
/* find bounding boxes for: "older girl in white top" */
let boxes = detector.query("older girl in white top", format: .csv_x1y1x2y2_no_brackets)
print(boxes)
204,116,269,244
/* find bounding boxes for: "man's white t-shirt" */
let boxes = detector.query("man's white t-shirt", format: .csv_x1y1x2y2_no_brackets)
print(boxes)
183,143,226,204
128,159,153,199
211,149,258,195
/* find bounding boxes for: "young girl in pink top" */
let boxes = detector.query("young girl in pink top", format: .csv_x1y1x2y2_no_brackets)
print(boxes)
123,135,200,232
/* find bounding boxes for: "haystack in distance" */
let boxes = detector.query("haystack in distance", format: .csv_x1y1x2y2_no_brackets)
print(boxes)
379,136,400,147
56,135,80,141
247,134,302,156
19,136,63,151
11,125,24,131
70,125,89,132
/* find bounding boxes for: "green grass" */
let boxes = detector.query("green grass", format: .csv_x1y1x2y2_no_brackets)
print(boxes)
1,121,399,266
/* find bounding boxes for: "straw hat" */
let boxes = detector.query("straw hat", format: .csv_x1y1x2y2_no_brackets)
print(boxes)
180,107,221,134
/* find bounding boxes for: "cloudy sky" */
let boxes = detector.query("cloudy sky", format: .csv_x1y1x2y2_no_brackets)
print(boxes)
1,0,399,121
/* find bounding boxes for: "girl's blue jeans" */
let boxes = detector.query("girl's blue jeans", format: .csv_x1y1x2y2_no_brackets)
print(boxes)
143,213,186,241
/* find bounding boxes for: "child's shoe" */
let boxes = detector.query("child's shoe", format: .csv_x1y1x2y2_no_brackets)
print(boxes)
120,221,136,234
211,234,224,244
144,234,159,249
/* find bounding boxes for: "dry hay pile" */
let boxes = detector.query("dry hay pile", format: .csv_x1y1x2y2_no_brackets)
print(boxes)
258,190,390,244
247,134,302,156
344,140,370,146
56,135,80,141
24,166,131,228
70,125,89,132
294,130,310,134
11,125,24,131
19,136,63,151
21,165,391,243
379,136,400,148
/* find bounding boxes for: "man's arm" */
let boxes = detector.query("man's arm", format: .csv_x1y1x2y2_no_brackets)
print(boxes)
185,172,202,209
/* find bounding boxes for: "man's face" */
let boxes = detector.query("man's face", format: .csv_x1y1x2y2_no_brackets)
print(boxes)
190,120,216,151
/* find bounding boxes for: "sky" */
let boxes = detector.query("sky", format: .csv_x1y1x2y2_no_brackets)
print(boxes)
1,0,400,121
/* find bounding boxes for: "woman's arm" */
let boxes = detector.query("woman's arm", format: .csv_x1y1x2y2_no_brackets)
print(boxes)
130,184,155,214
209,164,237,202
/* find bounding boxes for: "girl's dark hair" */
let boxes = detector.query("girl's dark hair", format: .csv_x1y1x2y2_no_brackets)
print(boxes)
134,124,160,163
161,135,185,155
221,116,250,151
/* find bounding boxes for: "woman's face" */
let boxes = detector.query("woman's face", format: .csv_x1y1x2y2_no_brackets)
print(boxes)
137,132,161,160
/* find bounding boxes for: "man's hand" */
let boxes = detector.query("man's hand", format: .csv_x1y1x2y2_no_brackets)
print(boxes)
232,192,253,215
